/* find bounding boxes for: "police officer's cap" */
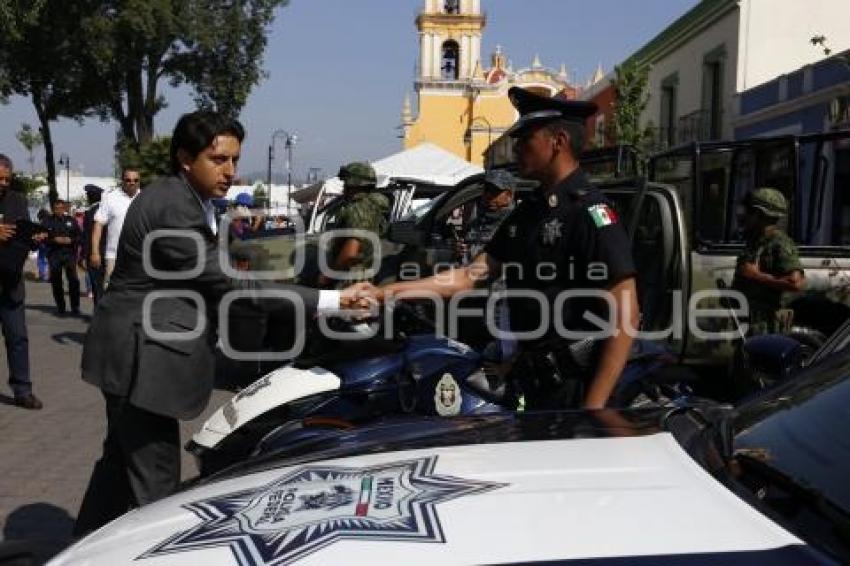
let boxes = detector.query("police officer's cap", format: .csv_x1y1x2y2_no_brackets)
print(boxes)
84,184,103,195
483,169,516,193
746,187,787,219
506,87,597,138
339,162,377,188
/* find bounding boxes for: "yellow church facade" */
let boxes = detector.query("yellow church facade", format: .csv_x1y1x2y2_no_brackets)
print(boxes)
402,0,579,167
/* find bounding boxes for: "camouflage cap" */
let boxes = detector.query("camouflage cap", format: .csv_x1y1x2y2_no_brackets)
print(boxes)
338,162,377,188
747,187,787,218
483,169,516,192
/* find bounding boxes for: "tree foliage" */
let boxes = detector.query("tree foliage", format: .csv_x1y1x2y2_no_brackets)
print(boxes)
10,173,46,197
0,0,106,204
176,0,285,117
15,123,44,175
118,136,172,187
81,0,288,148
612,62,651,150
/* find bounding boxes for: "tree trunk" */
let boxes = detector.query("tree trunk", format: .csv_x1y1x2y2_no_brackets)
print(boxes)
125,65,149,146
143,52,163,143
32,92,58,205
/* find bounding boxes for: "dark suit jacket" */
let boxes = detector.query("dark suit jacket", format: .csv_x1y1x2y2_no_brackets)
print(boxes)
0,190,32,303
81,175,320,420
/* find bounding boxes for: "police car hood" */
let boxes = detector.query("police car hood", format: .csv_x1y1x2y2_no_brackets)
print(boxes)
50,433,821,565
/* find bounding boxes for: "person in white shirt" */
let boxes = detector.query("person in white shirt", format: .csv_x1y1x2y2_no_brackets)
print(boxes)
89,168,141,285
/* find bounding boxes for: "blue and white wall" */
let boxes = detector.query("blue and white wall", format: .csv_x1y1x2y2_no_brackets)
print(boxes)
733,51,850,138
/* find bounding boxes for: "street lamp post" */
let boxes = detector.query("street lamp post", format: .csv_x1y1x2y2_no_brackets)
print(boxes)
284,133,297,213
57,153,70,202
268,129,297,215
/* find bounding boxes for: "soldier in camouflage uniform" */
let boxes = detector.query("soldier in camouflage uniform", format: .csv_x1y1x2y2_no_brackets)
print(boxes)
732,187,805,335
321,162,390,286
456,169,516,264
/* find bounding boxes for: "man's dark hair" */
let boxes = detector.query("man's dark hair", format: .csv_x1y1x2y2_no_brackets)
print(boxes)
170,112,245,174
0,153,14,170
545,119,584,158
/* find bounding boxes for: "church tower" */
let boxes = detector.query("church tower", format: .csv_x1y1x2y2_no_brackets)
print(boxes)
403,0,577,166
416,0,484,81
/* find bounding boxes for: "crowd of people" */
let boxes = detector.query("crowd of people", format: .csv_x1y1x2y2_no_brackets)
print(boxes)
0,86,807,538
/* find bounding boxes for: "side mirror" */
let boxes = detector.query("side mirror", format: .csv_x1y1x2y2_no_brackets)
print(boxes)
387,220,424,246
741,334,805,383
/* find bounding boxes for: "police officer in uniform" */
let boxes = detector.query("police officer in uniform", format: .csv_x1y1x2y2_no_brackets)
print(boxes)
373,88,639,409
733,187,804,335
320,162,390,286
43,199,82,315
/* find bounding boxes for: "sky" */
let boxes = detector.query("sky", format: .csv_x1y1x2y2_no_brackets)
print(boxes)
0,0,700,181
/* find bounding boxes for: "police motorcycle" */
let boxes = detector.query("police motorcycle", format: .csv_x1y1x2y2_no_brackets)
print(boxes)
188,299,693,477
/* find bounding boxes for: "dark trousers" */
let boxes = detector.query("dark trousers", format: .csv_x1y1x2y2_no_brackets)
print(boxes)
0,286,31,397
88,266,105,305
48,255,80,312
74,393,180,537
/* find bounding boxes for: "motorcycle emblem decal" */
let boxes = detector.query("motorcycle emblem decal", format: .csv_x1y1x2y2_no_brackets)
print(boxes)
139,456,505,566
434,373,462,416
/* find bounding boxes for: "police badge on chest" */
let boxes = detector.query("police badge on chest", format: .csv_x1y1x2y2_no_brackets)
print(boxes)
540,218,563,246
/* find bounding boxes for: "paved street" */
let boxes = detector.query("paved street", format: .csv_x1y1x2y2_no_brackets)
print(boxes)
0,278,228,556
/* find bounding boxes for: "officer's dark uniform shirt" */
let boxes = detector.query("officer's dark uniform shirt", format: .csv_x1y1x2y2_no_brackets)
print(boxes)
484,168,636,339
43,213,81,260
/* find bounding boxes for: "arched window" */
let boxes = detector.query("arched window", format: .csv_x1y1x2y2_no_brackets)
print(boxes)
441,40,459,80
444,0,460,14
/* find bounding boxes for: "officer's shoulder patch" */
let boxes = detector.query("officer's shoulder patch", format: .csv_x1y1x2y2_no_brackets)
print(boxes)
587,203,618,228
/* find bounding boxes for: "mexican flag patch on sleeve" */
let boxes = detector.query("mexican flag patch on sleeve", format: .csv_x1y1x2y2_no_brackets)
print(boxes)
588,204,618,227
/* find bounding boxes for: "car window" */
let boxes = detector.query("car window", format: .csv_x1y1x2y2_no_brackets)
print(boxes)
733,352,850,555
405,199,438,221
652,152,694,228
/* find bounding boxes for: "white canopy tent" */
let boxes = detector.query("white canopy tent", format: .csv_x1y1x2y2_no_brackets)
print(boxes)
292,142,483,203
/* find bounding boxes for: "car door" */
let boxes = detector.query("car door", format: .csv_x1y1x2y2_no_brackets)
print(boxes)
602,183,688,357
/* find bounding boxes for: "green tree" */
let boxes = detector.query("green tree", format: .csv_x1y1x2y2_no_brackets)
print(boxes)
612,62,652,154
118,136,172,187
176,0,286,117
0,0,106,204
81,0,288,149
10,173,46,197
252,181,268,208
15,123,44,175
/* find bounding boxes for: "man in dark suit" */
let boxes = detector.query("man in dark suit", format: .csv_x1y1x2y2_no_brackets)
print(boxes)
81,184,106,304
0,153,43,410
74,112,369,536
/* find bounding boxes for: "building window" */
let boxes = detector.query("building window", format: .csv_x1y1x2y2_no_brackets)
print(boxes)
444,0,460,14
701,46,725,140
659,73,678,148
595,114,606,147
441,40,460,80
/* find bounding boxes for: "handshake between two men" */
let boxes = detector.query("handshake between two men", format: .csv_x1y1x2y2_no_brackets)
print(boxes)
337,281,386,316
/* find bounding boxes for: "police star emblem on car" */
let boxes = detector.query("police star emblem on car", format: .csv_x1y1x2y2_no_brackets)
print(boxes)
138,456,506,565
